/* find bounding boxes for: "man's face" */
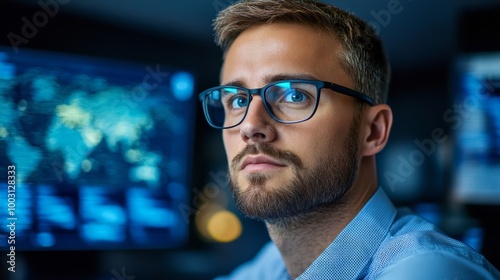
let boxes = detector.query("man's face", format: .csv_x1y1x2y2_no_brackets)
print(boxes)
221,23,361,221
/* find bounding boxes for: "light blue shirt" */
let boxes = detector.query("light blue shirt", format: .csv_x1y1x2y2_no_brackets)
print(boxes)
216,187,500,279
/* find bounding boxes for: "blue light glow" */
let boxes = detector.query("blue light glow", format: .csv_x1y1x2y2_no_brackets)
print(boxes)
462,227,484,251
0,62,15,79
223,87,238,94
171,72,194,101
36,232,56,247
276,82,292,89
211,90,220,100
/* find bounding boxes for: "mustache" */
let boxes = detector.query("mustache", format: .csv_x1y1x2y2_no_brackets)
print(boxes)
231,143,303,171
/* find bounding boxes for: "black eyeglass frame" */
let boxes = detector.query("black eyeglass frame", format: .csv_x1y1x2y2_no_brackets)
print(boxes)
198,79,374,129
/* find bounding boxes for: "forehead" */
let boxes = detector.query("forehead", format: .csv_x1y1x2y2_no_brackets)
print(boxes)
221,22,350,88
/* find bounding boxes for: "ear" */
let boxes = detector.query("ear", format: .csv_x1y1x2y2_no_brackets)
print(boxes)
359,104,393,157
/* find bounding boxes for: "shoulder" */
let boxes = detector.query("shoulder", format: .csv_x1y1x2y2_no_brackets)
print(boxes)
366,208,500,279
370,250,499,280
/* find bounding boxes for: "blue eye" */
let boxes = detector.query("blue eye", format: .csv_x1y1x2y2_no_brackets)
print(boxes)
231,96,249,109
283,90,307,103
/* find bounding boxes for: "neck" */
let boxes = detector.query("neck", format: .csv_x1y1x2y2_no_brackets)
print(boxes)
265,204,349,279
265,158,378,279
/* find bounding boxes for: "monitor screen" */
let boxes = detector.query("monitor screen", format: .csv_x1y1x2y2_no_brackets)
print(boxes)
451,53,500,205
0,47,196,250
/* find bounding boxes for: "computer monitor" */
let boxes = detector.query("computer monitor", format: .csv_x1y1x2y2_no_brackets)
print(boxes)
0,47,196,250
450,53,500,205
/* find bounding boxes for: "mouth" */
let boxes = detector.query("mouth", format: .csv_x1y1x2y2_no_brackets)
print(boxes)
240,155,287,172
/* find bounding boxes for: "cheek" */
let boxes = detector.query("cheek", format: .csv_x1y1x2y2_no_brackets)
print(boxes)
304,136,334,167
283,126,332,166
223,131,240,163
290,116,347,165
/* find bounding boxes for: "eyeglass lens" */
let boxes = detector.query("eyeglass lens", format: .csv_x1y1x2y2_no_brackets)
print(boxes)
203,81,319,128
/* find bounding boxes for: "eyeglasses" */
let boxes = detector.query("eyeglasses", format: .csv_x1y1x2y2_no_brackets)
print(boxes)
199,79,373,129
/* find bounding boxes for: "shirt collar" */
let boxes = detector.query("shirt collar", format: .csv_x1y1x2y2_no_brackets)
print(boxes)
297,187,397,279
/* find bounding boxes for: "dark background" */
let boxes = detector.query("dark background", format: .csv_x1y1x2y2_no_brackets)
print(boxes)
0,0,499,279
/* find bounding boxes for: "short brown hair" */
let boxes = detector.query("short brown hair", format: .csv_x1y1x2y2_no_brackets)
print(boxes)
214,0,390,104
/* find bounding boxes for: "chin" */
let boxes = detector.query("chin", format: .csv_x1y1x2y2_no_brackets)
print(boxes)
231,179,297,220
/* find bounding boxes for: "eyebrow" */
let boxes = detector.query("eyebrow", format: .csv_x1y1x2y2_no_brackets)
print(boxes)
222,73,320,88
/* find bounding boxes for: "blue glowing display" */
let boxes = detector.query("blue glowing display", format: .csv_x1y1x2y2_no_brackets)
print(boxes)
452,54,500,205
0,47,195,250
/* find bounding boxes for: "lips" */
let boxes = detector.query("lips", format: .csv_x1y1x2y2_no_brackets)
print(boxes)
240,155,286,171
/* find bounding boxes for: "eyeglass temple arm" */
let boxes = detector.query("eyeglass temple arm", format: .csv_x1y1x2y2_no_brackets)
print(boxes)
325,82,374,106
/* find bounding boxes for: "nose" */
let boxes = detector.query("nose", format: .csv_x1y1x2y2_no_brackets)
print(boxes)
239,96,277,144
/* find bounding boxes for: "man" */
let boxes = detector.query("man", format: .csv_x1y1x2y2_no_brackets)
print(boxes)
198,0,500,279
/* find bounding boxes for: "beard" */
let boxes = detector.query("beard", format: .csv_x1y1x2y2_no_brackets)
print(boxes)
228,118,360,223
